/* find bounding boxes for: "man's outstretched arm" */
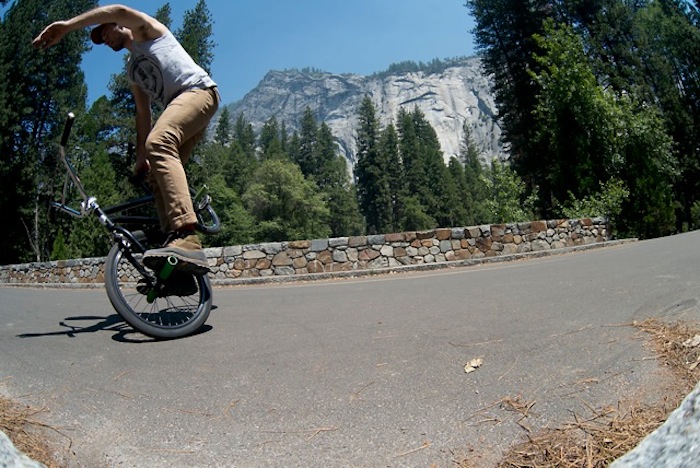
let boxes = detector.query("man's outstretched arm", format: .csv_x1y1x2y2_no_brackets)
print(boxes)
32,4,166,49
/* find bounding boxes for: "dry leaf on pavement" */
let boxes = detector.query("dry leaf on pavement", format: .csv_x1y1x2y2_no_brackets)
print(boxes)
464,357,484,374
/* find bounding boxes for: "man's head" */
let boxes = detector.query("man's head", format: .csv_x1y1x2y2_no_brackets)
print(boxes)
91,23,130,51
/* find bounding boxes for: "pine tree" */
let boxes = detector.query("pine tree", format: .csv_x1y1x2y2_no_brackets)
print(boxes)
354,96,393,234
258,116,286,161
412,108,454,227
447,157,469,227
226,113,258,194
530,19,617,206
294,107,318,177
466,0,554,202
397,107,456,228
0,0,96,263
314,122,340,191
378,123,405,231
155,3,173,29
315,122,364,236
459,122,490,225
397,108,426,210
632,0,700,229
214,106,231,146
176,0,215,74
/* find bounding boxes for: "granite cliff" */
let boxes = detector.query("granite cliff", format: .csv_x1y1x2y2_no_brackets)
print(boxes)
225,56,504,168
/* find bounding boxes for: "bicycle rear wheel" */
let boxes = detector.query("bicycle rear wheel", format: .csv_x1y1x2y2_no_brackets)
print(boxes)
104,243,212,339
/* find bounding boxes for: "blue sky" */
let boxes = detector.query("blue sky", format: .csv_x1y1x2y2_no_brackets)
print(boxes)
79,0,476,105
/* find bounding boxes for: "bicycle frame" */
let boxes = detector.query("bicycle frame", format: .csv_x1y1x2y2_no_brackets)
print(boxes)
51,113,219,254
50,115,150,256
50,112,218,338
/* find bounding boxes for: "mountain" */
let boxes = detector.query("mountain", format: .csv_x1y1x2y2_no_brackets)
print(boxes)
224,56,504,168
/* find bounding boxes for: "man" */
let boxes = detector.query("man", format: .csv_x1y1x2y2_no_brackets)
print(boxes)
33,4,219,275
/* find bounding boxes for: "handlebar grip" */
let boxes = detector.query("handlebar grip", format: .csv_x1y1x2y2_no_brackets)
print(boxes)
60,112,75,147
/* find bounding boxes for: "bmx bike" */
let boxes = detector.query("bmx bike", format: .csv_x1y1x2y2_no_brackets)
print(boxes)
52,113,220,339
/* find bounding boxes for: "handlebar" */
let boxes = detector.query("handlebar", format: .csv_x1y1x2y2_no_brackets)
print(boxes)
60,112,75,147
52,112,92,218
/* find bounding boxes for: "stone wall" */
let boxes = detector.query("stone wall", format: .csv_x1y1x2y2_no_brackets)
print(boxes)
0,218,608,286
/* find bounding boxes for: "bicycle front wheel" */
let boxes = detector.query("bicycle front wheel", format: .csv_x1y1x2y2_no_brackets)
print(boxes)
104,243,212,339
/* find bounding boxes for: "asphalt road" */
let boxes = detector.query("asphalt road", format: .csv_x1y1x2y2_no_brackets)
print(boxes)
2,231,700,467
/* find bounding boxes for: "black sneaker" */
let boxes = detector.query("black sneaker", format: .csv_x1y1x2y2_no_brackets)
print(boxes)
137,272,198,297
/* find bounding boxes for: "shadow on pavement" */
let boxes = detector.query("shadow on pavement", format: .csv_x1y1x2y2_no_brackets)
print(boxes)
16,314,212,343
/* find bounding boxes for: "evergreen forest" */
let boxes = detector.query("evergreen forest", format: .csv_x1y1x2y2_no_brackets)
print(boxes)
1,0,698,265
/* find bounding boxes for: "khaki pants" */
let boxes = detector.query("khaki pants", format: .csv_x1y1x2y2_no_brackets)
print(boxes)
146,86,220,232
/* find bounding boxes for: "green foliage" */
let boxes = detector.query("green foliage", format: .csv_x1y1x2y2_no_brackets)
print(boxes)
690,200,700,231
530,20,621,205
243,159,330,242
398,107,453,225
314,122,365,236
468,0,700,238
632,0,700,230
0,0,95,263
465,0,552,184
482,159,535,224
530,19,678,238
615,97,678,238
293,107,318,176
378,123,405,231
258,116,286,161
562,178,630,227
353,93,534,232
155,3,173,29
202,172,255,247
175,0,215,74
325,180,366,237
214,106,231,145
50,229,69,261
192,106,364,245
372,57,471,79
459,123,491,225
354,96,393,234
400,195,435,231
225,113,258,194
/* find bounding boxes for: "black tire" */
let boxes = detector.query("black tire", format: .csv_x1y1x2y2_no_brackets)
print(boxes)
104,243,212,339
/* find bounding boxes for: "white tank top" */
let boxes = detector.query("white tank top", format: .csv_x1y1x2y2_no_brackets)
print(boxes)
127,31,216,108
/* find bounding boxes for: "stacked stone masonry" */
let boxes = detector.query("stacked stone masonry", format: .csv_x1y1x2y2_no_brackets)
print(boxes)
0,218,608,285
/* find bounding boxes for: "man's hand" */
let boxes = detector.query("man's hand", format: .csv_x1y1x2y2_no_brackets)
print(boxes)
32,21,70,49
133,155,151,177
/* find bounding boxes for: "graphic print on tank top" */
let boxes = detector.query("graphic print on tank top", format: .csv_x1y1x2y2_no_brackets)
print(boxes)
129,55,165,105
